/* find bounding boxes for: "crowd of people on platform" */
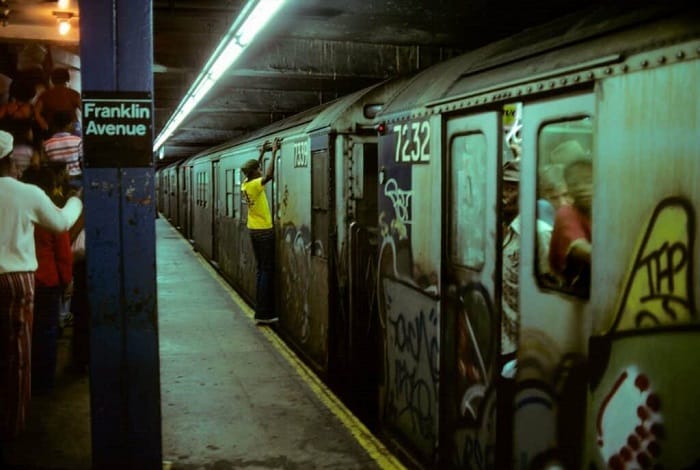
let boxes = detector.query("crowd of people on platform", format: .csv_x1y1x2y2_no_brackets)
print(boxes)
0,45,87,454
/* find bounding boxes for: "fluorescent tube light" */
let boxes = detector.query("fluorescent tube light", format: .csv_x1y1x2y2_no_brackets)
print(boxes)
153,0,287,153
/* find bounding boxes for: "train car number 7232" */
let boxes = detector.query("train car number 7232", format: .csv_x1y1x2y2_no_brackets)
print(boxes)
393,120,431,164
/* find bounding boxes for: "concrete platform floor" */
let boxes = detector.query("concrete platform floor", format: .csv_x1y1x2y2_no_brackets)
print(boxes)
3,218,404,469
2,325,92,469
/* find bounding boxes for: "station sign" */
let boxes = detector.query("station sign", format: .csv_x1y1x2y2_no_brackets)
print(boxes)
82,91,153,167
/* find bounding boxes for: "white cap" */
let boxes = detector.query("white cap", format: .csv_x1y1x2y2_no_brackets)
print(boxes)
0,130,13,160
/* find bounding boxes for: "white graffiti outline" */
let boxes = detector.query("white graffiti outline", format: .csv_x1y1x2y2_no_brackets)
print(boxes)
384,178,413,231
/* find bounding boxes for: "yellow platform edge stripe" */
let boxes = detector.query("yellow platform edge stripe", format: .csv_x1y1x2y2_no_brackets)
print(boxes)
168,223,405,469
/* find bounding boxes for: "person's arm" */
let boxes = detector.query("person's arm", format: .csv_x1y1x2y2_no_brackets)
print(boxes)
568,239,592,265
260,138,280,186
32,185,83,233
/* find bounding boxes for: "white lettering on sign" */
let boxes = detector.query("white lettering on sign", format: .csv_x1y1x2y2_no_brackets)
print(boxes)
393,119,431,163
85,121,148,136
83,100,152,137
293,140,309,168
84,102,151,120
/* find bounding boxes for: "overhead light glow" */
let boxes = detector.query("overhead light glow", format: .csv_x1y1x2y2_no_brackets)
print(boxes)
53,10,74,36
236,0,285,46
153,0,287,153
58,19,70,35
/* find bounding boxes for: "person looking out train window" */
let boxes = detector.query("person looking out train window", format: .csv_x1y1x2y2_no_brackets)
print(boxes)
536,163,573,285
549,155,592,294
241,138,280,325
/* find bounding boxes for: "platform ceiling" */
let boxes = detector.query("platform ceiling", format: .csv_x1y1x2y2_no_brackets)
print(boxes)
0,0,599,165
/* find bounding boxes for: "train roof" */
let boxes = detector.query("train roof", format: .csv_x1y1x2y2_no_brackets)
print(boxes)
378,4,700,121
305,76,410,135
176,75,409,166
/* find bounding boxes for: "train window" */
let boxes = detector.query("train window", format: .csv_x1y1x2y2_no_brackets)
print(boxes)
225,169,234,218
196,170,209,208
449,132,487,270
233,169,241,220
536,117,593,297
204,171,208,208
196,172,201,206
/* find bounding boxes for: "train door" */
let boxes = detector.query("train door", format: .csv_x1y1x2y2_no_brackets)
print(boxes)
212,159,220,266
308,137,332,372
442,111,501,468
168,169,177,221
173,168,182,230
516,92,594,468
178,163,188,233
160,171,168,216
346,138,381,426
192,161,213,258
183,164,197,243
186,164,194,242
267,145,278,244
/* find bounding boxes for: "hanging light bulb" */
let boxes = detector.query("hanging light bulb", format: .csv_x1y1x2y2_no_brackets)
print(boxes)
57,0,70,9
58,19,70,35
53,10,74,36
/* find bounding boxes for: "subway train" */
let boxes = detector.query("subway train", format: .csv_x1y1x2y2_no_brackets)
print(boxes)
157,5,700,469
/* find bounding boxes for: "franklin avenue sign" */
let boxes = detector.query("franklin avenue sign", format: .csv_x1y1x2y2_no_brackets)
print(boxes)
82,91,153,167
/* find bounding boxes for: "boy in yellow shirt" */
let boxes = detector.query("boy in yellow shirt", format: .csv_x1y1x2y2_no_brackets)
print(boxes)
241,138,280,324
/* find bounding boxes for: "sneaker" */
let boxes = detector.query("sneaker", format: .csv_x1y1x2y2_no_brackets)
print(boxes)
255,317,279,325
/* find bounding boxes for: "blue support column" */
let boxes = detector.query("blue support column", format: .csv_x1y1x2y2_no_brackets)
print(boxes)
79,1,162,467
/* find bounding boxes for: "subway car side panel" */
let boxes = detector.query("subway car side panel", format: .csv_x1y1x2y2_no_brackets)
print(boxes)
584,53,700,470
377,115,442,462
276,134,331,372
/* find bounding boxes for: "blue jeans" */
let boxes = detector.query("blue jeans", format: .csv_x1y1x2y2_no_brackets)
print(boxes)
249,228,275,319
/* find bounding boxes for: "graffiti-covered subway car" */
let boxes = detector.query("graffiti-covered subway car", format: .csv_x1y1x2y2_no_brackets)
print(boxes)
373,6,700,469
177,78,410,401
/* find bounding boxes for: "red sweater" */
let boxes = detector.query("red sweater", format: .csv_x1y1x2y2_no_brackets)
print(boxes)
34,226,73,288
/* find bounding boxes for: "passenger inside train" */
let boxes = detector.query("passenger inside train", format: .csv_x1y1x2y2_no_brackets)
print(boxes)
536,117,593,296
500,104,526,384
536,163,572,286
549,156,593,294
501,157,520,368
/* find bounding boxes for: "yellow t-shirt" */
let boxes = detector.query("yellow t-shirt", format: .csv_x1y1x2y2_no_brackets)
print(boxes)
242,177,272,229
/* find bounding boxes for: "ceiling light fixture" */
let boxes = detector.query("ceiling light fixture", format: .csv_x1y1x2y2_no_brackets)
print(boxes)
153,0,287,154
53,10,74,36
57,0,70,9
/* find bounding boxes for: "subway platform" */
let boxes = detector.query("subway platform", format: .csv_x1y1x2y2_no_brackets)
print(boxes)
3,217,404,469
